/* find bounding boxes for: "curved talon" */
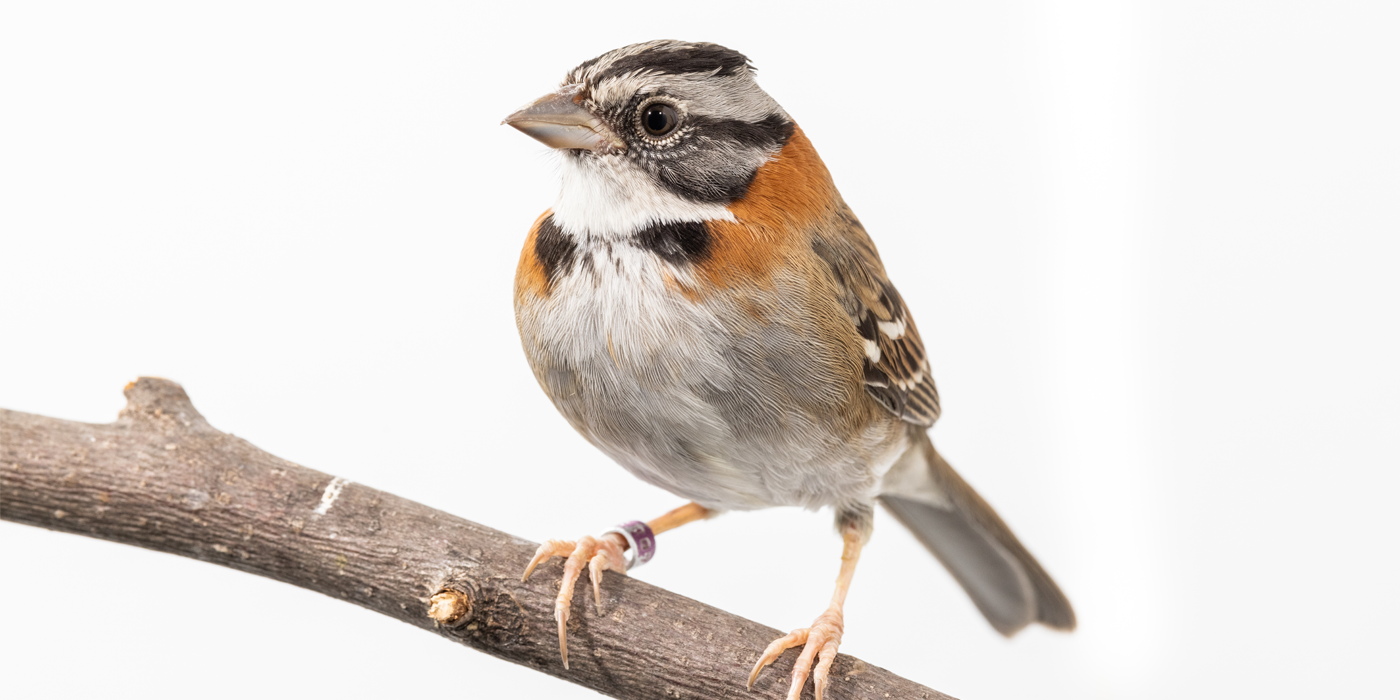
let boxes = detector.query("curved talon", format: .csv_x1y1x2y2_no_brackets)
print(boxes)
558,606,570,669
589,534,627,611
553,536,598,669
522,538,575,582
812,638,840,700
519,532,630,670
787,635,822,700
747,628,808,689
590,556,605,610
747,608,845,700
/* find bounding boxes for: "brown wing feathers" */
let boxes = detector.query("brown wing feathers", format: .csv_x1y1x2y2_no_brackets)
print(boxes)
854,286,941,426
812,203,941,427
729,126,941,428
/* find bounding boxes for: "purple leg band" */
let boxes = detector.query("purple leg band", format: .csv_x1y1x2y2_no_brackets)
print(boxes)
617,520,656,566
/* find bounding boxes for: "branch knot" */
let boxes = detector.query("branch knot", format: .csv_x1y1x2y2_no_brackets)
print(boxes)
118,377,210,431
428,588,475,628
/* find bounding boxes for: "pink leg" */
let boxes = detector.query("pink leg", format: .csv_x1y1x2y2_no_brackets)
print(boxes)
748,523,865,700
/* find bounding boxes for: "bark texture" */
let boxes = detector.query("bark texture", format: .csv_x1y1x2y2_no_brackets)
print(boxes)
0,378,951,700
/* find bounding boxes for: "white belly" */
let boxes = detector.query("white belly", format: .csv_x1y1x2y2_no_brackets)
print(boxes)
516,238,907,512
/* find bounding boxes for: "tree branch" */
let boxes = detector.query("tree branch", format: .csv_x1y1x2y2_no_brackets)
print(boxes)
0,378,950,700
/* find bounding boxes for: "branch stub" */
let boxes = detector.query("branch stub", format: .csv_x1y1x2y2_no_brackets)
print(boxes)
428,588,474,628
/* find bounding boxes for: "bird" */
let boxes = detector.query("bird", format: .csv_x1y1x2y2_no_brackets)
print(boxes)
504,40,1075,699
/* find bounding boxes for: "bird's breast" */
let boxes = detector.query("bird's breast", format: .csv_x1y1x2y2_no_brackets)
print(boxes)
515,214,766,507
514,211,906,512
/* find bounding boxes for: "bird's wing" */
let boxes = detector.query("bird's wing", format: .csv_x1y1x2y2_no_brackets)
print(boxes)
811,202,941,426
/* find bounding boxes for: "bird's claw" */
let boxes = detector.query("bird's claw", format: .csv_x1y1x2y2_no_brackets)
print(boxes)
520,533,628,669
748,607,845,700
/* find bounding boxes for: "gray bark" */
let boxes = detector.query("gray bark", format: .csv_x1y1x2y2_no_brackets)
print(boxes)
0,378,951,700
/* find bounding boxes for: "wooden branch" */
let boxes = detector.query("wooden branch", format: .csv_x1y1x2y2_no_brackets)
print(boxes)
0,378,951,700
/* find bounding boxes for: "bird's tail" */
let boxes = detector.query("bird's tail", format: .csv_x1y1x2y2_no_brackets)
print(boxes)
878,427,1076,635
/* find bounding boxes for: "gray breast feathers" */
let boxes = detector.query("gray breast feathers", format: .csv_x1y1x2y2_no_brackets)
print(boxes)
514,225,908,513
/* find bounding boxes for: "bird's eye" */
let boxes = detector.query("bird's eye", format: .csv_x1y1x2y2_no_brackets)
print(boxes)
641,103,679,137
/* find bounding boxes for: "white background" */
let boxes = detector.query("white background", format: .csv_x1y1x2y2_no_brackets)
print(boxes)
2,2,1396,699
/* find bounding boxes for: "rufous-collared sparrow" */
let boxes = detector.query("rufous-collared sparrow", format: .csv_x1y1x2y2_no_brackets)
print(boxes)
505,40,1075,699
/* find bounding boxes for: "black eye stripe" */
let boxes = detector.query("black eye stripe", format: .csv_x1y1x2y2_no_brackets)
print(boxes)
684,113,794,151
642,113,795,204
629,110,792,152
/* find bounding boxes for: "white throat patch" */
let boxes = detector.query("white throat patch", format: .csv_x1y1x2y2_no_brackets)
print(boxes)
551,154,735,239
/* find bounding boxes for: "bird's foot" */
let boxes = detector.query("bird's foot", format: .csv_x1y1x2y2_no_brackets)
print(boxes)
748,606,845,700
520,533,628,669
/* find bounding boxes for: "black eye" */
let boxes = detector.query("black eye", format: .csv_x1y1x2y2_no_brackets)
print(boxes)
642,103,678,137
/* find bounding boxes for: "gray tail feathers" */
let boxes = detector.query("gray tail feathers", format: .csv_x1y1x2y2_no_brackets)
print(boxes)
878,428,1076,636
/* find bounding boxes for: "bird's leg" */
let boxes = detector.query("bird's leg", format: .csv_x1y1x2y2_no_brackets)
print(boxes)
647,501,711,536
749,519,866,700
520,501,710,669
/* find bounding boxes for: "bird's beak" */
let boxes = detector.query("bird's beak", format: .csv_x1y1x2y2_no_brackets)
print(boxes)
502,89,626,154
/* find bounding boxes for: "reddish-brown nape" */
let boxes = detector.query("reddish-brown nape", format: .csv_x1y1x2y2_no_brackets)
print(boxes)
699,126,837,290
514,209,554,303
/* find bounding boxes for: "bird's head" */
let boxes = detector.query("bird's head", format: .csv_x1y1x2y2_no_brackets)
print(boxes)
504,41,795,211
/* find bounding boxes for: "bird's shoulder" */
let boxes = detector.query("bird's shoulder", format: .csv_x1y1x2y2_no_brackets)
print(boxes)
705,127,941,426
807,200,941,426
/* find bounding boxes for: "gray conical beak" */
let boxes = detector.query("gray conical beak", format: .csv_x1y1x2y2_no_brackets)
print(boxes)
503,89,626,153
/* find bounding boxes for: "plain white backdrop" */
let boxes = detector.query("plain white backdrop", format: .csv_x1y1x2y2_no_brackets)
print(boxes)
2,2,1396,698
